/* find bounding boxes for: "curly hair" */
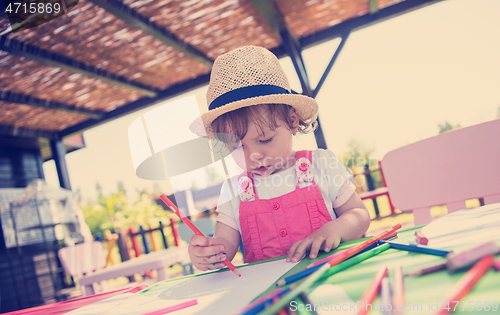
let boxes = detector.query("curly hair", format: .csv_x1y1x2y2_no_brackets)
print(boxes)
211,104,317,143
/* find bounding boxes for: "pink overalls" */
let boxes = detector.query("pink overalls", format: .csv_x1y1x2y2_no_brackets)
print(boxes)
238,150,333,263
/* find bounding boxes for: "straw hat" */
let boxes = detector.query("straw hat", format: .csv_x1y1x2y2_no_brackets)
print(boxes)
189,45,318,136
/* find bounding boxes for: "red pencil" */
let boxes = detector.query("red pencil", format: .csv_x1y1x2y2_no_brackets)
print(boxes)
392,266,405,315
160,194,241,277
414,229,428,245
435,256,494,315
306,231,398,269
273,297,289,315
327,224,402,268
357,267,388,315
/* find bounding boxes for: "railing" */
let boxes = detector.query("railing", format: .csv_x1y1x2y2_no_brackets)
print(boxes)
351,161,395,219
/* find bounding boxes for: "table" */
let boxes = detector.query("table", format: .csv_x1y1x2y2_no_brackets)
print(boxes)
79,246,189,296
257,226,500,314
7,227,499,314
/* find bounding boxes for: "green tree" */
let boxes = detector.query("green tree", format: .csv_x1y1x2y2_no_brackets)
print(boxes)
82,184,174,238
438,121,461,134
340,139,377,170
340,139,381,189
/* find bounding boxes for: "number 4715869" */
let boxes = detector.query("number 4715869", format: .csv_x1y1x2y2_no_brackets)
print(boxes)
444,301,498,312
5,2,61,15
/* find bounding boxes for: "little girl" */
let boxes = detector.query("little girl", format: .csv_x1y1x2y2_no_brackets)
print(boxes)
188,46,370,270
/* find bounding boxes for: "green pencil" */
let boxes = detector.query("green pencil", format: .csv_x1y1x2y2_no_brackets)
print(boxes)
260,243,390,315
318,243,390,281
260,263,330,315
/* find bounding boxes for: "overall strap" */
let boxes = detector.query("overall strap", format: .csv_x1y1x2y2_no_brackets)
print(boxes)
295,150,314,189
238,172,258,202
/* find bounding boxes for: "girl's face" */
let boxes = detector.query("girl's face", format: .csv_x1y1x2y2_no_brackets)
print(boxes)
229,107,299,176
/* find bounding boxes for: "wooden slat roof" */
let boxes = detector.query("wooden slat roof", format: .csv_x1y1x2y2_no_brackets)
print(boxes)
0,0,441,141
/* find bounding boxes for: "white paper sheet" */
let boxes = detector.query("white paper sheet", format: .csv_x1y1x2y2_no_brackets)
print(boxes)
67,258,298,315
421,203,500,248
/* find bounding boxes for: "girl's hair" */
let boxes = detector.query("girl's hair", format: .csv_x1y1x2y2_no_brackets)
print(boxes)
211,104,317,143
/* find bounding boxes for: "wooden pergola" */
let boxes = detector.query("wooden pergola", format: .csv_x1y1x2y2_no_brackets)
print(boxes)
0,0,442,190
1,1,450,312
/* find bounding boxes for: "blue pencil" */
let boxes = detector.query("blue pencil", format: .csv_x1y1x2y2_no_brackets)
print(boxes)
276,243,386,287
277,243,378,287
378,240,450,256
240,286,294,315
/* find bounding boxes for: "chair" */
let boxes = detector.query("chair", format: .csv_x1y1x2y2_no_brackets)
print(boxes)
58,241,107,296
381,119,500,226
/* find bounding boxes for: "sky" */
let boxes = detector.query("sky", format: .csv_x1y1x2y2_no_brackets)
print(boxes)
43,0,500,202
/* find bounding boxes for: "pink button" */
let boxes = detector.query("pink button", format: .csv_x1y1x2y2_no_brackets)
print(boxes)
279,229,287,237
273,202,280,210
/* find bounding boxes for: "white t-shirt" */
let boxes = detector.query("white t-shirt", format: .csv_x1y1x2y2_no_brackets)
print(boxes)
216,149,356,234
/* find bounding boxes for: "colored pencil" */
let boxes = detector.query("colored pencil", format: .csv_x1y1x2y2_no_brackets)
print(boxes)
259,225,401,315
380,277,392,315
378,240,451,256
159,194,241,277
238,285,295,315
326,224,402,268
305,243,377,269
140,299,197,315
272,297,289,315
392,266,405,315
414,229,428,245
276,263,323,286
259,263,331,315
305,230,397,269
356,267,388,315
298,293,319,315
407,261,447,277
277,243,390,286
446,241,498,272
318,243,390,282
435,256,494,315
493,257,500,271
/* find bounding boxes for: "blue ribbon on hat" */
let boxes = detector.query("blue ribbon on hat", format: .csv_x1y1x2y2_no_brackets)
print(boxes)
209,85,290,110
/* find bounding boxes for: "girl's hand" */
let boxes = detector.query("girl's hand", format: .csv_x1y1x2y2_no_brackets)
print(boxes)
286,221,341,263
286,193,370,263
188,235,227,271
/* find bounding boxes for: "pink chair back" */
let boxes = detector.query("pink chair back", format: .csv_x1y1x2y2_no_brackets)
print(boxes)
381,119,500,226
58,241,106,278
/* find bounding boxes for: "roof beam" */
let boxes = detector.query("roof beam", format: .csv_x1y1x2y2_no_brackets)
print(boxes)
0,124,59,140
251,0,288,39
313,31,350,98
58,73,212,138
51,140,72,190
53,0,443,141
300,0,442,48
1,91,105,119
281,31,312,97
88,0,214,68
251,0,312,96
0,36,158,97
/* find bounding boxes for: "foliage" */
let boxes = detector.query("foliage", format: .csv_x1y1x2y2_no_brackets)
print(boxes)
339,139,382,189
81,183,174,238
438,121,461,134
339,139,376,170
